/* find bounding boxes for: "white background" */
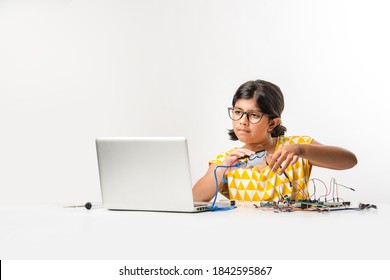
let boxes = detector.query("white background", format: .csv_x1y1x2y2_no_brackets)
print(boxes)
1,0,389,204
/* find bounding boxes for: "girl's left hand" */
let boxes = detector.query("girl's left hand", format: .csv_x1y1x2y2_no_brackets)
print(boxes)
268,144,302,175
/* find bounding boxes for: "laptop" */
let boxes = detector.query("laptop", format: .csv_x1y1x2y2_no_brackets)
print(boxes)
95,137,209,212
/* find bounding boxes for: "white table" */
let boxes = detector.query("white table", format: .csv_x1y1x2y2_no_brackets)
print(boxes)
1,203,388,260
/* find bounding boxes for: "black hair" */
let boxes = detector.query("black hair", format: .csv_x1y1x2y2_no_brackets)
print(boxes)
228,79,287,140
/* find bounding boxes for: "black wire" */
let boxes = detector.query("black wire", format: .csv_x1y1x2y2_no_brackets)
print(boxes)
265,159,293,202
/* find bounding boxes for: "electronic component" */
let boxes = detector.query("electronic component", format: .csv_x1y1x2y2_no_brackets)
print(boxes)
359,203,377,209
323,201,351,207
238,150,267,168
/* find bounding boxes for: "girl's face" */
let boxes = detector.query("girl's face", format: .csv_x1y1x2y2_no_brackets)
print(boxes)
232,98,273,145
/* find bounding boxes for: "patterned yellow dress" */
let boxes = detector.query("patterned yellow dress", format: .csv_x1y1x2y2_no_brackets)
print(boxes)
210,136,313,202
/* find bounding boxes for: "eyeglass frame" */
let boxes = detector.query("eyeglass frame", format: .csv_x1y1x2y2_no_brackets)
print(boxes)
227,107,271,124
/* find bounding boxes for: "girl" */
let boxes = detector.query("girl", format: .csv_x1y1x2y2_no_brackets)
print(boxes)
193,80,357,203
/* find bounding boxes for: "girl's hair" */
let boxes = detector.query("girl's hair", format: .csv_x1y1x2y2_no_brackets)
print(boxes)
228,79,287,140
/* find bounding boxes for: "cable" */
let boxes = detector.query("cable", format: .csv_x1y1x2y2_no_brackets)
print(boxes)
221,160,243,183
317,178,331,202
308,178,327,201
210,163,243,211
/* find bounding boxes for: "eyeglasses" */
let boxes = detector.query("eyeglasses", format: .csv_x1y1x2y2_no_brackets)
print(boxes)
227,107,269,124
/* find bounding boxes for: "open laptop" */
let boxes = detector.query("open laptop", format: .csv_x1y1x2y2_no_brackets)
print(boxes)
95,137,209,212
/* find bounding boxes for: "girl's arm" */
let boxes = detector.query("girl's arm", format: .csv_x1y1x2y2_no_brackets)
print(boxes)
268,140,358,175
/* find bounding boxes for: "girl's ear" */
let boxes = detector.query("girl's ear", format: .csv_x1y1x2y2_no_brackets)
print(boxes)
268,117,281,132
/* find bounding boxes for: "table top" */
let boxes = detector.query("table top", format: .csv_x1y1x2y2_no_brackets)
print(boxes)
1,202,389,260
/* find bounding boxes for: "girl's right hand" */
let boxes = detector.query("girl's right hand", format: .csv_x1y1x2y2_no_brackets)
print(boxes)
221,148,255,167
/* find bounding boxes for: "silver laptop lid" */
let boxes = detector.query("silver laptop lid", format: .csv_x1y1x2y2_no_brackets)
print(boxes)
96,137,198,212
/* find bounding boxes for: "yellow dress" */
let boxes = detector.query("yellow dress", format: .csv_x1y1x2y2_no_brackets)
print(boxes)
210,136,313,202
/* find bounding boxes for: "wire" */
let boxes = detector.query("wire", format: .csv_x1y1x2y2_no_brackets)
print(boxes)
311,178,329,202
309,179,317,200
222,160,243,183
334,181,356,191
290,181,310,201
210,163,242,211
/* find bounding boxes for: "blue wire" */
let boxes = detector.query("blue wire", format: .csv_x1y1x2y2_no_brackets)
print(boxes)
208,205,237,211
209,162,244,211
